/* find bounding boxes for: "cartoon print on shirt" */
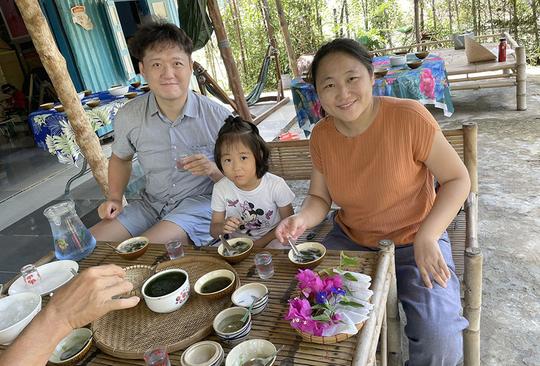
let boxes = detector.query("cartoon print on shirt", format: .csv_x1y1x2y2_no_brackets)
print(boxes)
238,201,274,236
227,199,239,207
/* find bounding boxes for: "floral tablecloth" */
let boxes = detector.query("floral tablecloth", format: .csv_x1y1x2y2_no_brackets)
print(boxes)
291,53,454,137
28,89,137,164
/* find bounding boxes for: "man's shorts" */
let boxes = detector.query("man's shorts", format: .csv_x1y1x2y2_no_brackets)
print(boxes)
117,194,213,246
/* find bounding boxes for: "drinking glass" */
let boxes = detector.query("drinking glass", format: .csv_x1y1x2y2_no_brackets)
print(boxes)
254,252,274,279
21,264,41,288
165,240,184,259
144,347,170,366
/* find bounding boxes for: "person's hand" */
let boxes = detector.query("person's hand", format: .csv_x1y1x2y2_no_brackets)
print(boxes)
46,264,140,332
183,154,218,177
223,216,242,234
97,199,123,219
275,214,308,243
413,236,451,289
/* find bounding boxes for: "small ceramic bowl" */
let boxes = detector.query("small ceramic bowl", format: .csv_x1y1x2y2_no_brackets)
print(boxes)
0,292,42,345
217,237,254,264
194,269,236,300
85,99,100,108
54,105,65,113
181,340,224,366
39,102,54,110
130,81,141,88
394,49,409,55
232,283,269,315
389,55,406,67
407,60,423,69
140,84,150,92
108,85,129,96
142,268,190,313
115,236,149,260
82,89,92,96
415,51,430,59
48,328,92,365
213,307,251,343
288,241,327,269
124,92,138,99
225,339,276,366
374,68,389,78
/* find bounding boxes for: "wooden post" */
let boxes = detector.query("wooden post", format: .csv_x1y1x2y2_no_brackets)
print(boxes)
207,0,252,121
260,0,284,99
15,0,109,196
463,247,483,366
515,46,527,110
274,0,299,78
380,240,401,366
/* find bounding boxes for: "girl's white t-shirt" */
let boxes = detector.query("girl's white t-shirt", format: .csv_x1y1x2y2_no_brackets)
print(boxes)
211,173,295,240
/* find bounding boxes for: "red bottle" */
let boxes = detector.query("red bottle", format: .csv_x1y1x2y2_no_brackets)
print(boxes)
498,38,507,62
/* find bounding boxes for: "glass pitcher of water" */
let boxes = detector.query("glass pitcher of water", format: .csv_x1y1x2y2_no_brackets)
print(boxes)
43,201,96,261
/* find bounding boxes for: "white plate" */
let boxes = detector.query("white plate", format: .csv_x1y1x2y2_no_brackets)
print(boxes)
8,260,79,296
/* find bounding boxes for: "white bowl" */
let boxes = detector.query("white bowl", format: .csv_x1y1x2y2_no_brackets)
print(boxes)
213,306,251,342
48,328,93,365
232,283,269,315
217,237,254,264
142,269,190,313
108,85,129,96
390,55,407,67
0,292,42,345
194,269,236,299
225,339,277,366
181,340,224,366
288,241,327,269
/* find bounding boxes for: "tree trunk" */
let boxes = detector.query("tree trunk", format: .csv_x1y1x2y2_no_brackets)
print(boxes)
14,0,109,197
207,0,252,121
314,0,323,38
532,0,540,54
511,0,519,41
487,0,495,34
414,0,421,42
260,0,284,98
431,0,437,33
477,0,482,34
420,0,425,38
362,0,369,30
275,0,300,78
333,8,339,38
344,0,350,38
472,0,478,34
230,0,247,76
454,0,461,31
447,0,454,34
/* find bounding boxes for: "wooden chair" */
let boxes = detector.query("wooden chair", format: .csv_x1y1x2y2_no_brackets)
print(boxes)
267,122,482,366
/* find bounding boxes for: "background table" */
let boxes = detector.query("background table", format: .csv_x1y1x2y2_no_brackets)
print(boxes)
0,242,395,366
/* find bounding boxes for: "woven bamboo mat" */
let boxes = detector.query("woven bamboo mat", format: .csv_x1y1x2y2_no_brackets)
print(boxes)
0,243,380,365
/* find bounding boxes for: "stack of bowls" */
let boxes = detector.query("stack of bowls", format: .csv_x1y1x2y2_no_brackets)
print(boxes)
225,339,277,366
181,340,224,366
213,307,252,343
232,283,269,315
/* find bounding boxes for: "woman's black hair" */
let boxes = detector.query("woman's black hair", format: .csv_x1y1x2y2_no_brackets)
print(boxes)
214,116,270,179
128,21,193,61
309,38,373,90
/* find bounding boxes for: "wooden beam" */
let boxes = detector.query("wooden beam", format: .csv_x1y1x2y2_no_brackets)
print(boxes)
15,0,109,197
207,0,252,121
274,0,299,78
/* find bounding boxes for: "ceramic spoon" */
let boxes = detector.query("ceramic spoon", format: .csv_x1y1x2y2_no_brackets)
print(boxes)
286,236,310,261
219,234,238,256
242,345,284,366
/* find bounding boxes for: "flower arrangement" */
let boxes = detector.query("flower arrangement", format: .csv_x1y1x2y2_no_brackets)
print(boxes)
285,252,371,337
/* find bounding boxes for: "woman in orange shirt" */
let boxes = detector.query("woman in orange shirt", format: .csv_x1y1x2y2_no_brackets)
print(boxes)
276,39,470,365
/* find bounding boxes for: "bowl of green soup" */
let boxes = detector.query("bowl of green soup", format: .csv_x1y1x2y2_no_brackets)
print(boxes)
217,237,253,264
115,236,149,260
194,269,236,300
141,268,190,313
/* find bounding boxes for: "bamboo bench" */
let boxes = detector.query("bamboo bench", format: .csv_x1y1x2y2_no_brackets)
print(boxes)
267,122,482,366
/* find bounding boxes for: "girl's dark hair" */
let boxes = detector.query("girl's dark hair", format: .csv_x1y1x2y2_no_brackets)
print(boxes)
309,38,373,90
129,21,193,61
214,116,270,179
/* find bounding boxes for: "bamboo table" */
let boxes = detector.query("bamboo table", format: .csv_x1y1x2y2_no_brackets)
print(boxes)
0,241,395,366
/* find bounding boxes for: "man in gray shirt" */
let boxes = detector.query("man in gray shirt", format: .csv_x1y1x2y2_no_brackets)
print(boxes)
90,22,230,246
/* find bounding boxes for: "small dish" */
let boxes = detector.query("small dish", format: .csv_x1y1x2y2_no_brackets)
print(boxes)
288,241,326,269
232,283,269,315
39,102,54,110
124,92,138,99
130,81,141,88
8,260,79,296
114,236,149,260
213,306,252,343
85,99,100,108
194,269,236,300
415,51,430,59
142,268,190,313
374,68,389,78
181,340,224,366
48,328,92,365
140,84,150,92
54,105,65,113
389,55,407,67
217,237,253,264
407,60,423,69
82,89,92,96
225,339,276,366
0,292,42,345
108,85,129,96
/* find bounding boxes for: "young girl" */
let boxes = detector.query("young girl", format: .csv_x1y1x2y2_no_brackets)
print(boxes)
210,116,295,248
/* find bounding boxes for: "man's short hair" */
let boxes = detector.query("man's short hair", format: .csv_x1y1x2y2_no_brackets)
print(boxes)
128,21,193,61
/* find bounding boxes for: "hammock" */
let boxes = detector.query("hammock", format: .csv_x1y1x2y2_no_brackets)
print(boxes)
177,0,212,51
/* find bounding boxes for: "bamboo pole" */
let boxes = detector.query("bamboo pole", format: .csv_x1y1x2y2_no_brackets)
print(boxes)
207,0,252,121
260,0,284,99
274,0,299,78
15,0,109,197
381,240,401,366
515,45,527,110
463,247,483,366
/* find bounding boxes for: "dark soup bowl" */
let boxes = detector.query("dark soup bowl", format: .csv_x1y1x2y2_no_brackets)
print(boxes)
142,268,190,313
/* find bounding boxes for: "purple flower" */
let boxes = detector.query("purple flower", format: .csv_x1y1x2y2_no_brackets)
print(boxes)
284,297,312,321
332,287,346,296
322,275,343,293
315,291,327,304
296,269,323,298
